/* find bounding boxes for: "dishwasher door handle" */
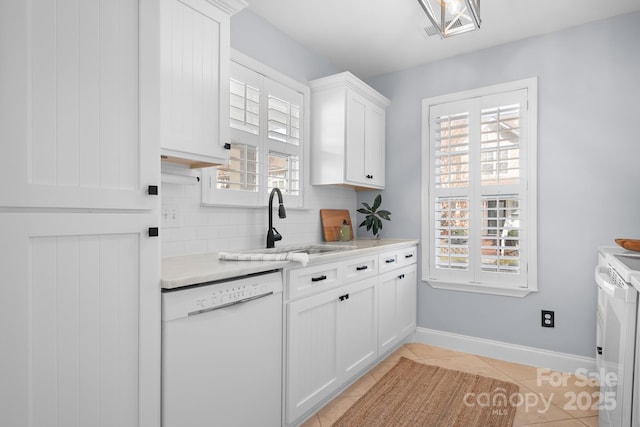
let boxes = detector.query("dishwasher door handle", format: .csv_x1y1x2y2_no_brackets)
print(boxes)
594,266,624,300
188,291,274,316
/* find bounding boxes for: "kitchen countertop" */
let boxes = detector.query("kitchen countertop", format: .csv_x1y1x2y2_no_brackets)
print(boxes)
161,238,419,289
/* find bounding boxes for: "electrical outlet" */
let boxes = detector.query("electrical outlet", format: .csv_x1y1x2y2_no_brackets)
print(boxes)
162,205,182,228
541,310,554,328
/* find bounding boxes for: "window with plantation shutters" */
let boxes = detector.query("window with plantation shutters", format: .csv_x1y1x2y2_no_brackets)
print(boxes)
203,54,306,207
422,78,538,297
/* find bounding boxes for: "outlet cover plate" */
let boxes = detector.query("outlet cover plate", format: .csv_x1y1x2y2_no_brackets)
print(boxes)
162,205,182,228
541,310,555,328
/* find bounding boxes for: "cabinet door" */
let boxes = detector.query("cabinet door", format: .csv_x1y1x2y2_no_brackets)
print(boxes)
366,104,386,188
345,91,368,185
378,264,417,355
286,290,340,424
378,272,399,355
0,0,158,210
0,213,160,427
160,0,230,165
345,91,385,189
338,278,378,379
397,264,417,338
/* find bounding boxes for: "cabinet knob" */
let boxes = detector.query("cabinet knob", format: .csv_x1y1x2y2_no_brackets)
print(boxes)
148,227,159,237
597,346,603,355
148,185,158,195
366,174,373,179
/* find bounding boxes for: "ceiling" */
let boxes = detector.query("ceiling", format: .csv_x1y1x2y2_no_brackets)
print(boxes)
246,0,640,78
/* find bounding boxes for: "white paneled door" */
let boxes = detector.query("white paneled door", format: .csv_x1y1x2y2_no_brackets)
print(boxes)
0,0,161,426
0,0,158,210
0,213,160,427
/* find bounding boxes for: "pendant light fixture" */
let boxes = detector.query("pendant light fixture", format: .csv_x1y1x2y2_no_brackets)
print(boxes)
417,0,481,38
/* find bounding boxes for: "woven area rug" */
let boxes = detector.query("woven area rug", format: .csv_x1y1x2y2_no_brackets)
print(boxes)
333,357,519,427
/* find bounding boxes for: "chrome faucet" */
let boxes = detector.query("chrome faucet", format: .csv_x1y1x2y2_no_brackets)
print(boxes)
267,188,286,248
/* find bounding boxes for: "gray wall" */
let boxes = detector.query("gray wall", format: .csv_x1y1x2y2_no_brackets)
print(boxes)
362,12,640,357
231,9,342,82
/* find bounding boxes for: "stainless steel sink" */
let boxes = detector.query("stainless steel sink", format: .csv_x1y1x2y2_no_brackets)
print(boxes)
243,244,357,255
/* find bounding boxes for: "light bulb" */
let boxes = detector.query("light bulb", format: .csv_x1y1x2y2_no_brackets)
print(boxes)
445,0,463,15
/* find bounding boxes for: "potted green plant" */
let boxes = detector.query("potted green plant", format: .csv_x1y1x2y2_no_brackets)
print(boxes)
357,194,391,239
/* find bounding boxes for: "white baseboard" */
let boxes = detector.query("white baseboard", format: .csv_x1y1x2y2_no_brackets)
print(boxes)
413,327,597,374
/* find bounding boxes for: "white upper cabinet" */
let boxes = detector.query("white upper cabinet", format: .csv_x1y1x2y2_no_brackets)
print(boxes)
0,2,161,426
160,0,247,168
0,0,159,210
310,72,390,190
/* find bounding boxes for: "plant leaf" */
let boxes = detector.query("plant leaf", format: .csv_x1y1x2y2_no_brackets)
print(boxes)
358,219,367,228
377,210,391,220
356,208,370,214
361,202,372,211
372,194,382,211
375,217,383,230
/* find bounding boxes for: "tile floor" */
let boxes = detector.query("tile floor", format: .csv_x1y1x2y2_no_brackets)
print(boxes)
301,343,600,427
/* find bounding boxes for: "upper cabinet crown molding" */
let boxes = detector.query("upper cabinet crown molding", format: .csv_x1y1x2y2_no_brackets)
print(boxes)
160,0,247,169
206,0,248,15
310,71,390,108
310,72,390,191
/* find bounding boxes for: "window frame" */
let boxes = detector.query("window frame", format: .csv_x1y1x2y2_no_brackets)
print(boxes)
421,78,538,297
202,50,309,209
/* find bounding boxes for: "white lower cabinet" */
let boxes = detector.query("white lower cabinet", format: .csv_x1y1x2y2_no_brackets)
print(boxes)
378,264,417,355
285,244,417,426
286,278,377,424
0,213,160,427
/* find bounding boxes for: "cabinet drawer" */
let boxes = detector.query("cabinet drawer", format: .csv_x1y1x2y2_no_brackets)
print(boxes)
397,246,417,267
379,250,400,273
287,264,341,300
343,255,378,283
379,246,417,273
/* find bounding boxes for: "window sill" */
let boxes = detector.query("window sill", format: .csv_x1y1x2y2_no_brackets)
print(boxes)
423,277,537,298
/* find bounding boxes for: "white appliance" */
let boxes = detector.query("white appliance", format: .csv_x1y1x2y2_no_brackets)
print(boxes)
595,247,640,427
162,270,283,427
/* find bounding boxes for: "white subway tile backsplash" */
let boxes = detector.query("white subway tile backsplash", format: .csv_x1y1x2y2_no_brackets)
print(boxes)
162,241,186,258
216,224,239,239
196,225,219,240
173,226,197,242
184,212,209,227
160,165,358,258
184,240,208,255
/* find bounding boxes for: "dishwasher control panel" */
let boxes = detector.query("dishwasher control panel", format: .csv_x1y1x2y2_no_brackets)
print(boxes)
162,271,283,321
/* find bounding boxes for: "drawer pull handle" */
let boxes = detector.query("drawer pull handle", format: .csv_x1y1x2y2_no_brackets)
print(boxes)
385,259,396,264
405,254,414,259
311,275,327,282
339,293,350,301
597,346,603,355
356,265,368,271
398,274,405,279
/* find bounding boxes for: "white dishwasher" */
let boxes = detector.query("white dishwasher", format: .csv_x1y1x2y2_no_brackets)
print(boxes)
162,270,283,427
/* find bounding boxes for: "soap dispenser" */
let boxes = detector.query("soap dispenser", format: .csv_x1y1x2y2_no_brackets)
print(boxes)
339,219,351,241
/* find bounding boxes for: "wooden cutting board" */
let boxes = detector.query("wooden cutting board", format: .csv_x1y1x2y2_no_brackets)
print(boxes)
320,209,354,242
